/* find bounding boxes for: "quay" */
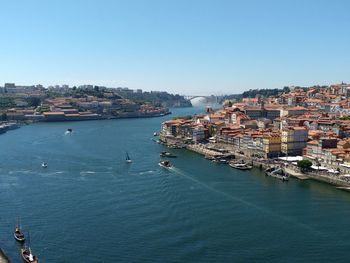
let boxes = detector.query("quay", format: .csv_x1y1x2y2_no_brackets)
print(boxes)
186,144,223,157
167,141,350,188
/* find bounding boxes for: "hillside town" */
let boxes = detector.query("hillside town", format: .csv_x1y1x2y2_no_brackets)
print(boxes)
0,83,188,133
160,83,350,186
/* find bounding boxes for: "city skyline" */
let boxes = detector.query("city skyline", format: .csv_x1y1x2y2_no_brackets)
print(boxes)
0,0,349,94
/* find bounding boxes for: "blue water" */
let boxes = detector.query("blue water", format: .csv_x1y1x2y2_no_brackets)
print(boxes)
1,106,350,262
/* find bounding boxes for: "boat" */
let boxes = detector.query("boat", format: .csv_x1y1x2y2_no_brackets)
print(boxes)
67,128,73,133
126,152,132,163
153,132,159,136
229,161,252,170
265,167,289,181
14,220,25,242
41,162,47,168
160,151,177,158
21,247,38,263
159,160,172,168
20,233,38,263
205,155,215,161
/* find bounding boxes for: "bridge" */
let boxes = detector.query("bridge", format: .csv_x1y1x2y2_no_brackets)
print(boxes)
183,95,220,105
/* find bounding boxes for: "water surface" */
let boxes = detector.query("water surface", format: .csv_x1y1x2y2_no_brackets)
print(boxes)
1,106,350,262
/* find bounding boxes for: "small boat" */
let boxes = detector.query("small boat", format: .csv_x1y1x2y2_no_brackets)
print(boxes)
159,160,172,168
14,221,25,242
67,128,73,133
153,132,159,136
126,152,132,163
41,162,47,168
229,161,252,170
21,247,39,263
205,155,215,161
265,167,289,181
160,151,177,158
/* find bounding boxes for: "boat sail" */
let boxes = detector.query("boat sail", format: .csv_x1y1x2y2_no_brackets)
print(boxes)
126,152,132,163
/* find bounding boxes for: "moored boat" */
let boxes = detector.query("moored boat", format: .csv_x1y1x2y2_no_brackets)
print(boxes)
160,151,177,158
229,161,252,170
159,160,172,168
265,167,289,181
153,132,159,136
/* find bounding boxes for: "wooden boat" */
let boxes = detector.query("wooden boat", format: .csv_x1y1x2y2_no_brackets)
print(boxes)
21,247,39,263
14,222,25,242
159,160,172,168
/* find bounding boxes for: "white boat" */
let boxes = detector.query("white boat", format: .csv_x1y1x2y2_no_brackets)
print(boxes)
21,233,38,263
41,162,47,168
160,151,177,158
126,152,132,163
265,167,289,181
21,247,38,263
229,162,252,170
153,132,159,136
159,160,172,169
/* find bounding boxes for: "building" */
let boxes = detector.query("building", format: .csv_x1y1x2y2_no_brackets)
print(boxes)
281,127,308,156
263,133,281,158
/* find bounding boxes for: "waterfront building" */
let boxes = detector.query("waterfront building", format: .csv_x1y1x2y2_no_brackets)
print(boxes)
262,133,281,158
281,127,308,156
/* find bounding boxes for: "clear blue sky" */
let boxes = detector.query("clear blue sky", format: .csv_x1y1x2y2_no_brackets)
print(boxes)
0,0,349,95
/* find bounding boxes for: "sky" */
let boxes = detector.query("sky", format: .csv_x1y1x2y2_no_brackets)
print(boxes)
0,0,349,95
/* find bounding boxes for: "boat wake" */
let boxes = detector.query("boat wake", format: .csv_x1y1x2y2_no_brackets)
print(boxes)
80,171,96,176
139,170,155,175
170,167,324,236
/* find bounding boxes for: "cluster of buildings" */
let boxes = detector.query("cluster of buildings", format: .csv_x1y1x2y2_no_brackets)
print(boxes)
160,83,350,174
0,83,169,122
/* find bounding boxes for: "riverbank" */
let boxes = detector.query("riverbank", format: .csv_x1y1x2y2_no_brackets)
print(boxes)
0,249,10,263
164,140,350,188
0,111,172,136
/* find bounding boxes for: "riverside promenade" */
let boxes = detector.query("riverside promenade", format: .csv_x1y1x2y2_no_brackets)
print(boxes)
181,142,350,188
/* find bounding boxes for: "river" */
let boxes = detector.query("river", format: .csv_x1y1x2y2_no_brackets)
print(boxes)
1,106,350,262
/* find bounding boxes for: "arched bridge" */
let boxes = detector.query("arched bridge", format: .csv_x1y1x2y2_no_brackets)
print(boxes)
183,95,220,104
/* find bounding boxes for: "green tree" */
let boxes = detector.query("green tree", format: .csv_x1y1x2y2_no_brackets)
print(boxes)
297,160,312,172
26,97,41,107
1,113,7,121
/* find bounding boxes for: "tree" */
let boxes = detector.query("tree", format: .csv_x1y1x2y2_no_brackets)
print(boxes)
26,97,41,107
297,160,312,172
1,113,7,121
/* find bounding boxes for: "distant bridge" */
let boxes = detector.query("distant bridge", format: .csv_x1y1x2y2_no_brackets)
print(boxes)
183,95,220,104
